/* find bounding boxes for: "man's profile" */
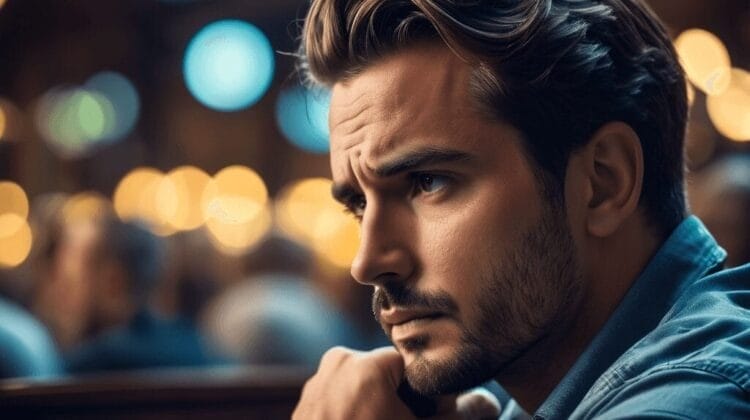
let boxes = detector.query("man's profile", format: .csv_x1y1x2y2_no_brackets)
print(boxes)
292,0,750,418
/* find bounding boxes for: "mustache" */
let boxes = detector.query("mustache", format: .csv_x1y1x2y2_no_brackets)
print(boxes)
372,282,458,322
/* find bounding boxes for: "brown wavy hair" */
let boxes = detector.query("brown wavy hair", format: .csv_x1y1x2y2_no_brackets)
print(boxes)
298,0,688,234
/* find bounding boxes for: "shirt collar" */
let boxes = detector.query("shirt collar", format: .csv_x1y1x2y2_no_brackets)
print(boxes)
533,216,726,420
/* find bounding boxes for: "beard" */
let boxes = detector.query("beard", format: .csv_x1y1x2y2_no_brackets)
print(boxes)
373,198,583,396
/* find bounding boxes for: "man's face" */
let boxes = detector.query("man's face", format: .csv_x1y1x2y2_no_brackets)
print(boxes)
329,45,583,395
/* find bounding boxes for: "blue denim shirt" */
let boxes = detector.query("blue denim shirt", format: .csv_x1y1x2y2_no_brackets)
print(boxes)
505,216,750,419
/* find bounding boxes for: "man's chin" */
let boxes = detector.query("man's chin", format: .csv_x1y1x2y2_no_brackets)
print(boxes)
400,343,491,396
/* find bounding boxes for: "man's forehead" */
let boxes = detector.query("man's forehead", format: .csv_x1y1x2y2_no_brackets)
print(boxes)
328,44,475,159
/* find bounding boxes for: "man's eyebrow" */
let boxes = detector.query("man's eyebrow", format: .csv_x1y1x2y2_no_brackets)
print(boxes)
331,182,358,204
331,148,475,203
374,148,474,177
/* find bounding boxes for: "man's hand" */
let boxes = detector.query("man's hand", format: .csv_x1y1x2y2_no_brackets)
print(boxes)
292,346,501,420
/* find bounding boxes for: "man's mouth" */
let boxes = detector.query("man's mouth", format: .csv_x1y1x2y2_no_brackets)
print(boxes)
379,307,444,327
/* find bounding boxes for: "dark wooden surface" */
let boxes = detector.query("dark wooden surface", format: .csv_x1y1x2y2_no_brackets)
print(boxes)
0,365,311,419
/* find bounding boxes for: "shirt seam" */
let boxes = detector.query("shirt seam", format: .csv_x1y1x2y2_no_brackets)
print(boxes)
618,362,750,399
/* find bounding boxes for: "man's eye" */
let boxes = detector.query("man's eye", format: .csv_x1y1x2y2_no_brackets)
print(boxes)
414,173,449,194
343,195,366,220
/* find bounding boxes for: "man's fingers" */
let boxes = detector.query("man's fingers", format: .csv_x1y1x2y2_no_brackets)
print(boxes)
431,388,502,420
456,388,502,419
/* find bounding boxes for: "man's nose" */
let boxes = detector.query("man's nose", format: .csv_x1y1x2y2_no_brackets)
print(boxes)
350,204,415,286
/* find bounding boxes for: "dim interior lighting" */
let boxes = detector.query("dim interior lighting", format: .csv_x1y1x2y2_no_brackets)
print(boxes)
202,165,268,225
707,68,750,142
685,120,717,169
113,167,177,236
205,203,272,255
84,71,140,142
35,87,116,159
275,178,360,269
275,86,331,154
183,19,274,111
0,181,29,221
0,214,33,268
157,166,211,231
675,29,732,96
61,192,112,225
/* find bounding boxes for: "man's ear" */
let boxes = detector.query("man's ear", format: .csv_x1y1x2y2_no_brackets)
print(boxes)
569,121,644,238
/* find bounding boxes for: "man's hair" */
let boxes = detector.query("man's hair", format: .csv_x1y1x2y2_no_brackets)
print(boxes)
299,0,688,233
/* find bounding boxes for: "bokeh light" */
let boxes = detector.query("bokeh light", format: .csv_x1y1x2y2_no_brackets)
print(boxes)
0,104,6,139
183,19,274,111
276,86,331,153
0,214,33,268
275,178,360,269
113,167,177,236
205,203,272,255
61,192,113,225
312,211,360,269
158,166,211,231
707,68,750,142
0,180,29,220
85,71,141,142
686,80,695,107
202,165,268,225
35,87,116,159
675,29,732,96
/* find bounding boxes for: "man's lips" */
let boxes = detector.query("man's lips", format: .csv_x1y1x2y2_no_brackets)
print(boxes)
379,307,444,326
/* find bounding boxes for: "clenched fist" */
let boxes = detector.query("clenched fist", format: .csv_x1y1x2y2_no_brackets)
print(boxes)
293,346,501,420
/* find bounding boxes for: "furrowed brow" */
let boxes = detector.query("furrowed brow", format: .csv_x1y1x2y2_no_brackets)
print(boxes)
374,148,474,177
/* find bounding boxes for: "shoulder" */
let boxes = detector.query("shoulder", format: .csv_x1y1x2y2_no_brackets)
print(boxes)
573,264,750,419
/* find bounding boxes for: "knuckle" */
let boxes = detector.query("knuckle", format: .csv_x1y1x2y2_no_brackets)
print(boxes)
320,346,352,365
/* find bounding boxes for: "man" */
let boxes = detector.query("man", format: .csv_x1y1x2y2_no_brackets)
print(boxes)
293,0,750,419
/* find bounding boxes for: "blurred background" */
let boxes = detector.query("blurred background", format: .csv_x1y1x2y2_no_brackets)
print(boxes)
0,0,748,383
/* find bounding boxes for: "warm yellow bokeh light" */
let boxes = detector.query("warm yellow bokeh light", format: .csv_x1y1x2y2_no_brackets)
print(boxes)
61,192,112,225
205,204,272,255
275,177,361,269
113,167,177,236
686,80,695,107
707,68,750,142
275,178,336,243
0,180,29,220
203,165,268,225
0,105,6,139
159,166,211,231
675,29,732,96
313,213,360,269
0,214,33,268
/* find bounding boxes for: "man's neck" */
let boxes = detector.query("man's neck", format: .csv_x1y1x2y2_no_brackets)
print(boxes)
496,216,664,413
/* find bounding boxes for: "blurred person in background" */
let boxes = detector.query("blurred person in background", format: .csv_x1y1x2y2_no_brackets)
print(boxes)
690,155,750,267
65,218,224,373
29,193,94,351
202,235,373,367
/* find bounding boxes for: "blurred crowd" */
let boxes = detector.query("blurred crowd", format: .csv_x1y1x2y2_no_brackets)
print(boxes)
0,192,387,380
0,154,748,381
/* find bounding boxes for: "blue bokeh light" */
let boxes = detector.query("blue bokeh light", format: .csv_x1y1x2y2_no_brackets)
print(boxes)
275,86,330,154
85,71,140,142
183,20,274,112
